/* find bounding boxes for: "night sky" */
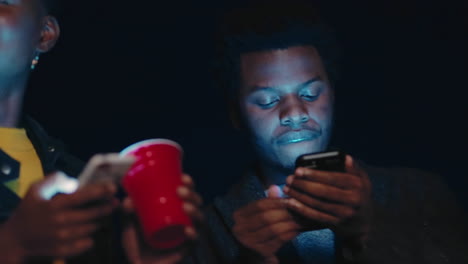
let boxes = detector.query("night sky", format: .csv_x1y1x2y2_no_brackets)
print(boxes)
24,0,467,205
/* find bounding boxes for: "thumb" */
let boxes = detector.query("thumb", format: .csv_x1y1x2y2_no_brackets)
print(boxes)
33,171,79,200
122,196,135,214
345,155,358,174
266,185,282,198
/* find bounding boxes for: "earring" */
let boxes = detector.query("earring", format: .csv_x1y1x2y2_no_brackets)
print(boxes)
31,55,40,70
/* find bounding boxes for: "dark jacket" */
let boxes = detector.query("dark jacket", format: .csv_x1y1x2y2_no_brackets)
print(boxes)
0,117,113,264
194,164,468,264
0,116,84,223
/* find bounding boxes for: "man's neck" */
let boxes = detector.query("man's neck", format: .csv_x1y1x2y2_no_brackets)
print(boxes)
0,79,26,128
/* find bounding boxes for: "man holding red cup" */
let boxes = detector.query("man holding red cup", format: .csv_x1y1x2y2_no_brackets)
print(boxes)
121,173,203,264
118,139,206,264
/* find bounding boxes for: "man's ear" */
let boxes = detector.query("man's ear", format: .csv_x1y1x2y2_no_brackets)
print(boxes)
36,16,60,53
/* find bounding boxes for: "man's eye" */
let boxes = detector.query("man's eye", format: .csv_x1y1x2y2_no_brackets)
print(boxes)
256,98,279,109
299,86,322,102
300,94,319,102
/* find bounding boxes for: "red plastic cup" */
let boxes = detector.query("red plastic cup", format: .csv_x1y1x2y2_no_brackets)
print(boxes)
120,139,191,249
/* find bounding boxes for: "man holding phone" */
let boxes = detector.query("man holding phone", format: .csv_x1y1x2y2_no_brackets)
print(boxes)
0,1,204,263
0,0,119,263
196,0,468,263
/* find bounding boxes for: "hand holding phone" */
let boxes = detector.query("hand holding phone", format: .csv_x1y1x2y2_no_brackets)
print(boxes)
287,152,372,238
39,154,134,200
78,153,135,188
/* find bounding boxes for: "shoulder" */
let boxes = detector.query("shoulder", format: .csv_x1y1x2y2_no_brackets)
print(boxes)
21,115,85,177
362,163,468,262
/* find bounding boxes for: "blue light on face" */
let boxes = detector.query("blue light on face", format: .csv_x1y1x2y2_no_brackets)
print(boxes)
298,84,323,102
275,130,322,145
248,88,280,109
240,46,334,169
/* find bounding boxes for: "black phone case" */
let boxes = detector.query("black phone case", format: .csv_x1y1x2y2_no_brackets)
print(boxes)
295,151,345,172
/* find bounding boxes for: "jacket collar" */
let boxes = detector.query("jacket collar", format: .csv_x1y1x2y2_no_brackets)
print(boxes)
20,116,65,175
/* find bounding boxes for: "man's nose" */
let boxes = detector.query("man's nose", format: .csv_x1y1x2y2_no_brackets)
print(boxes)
279,96,309,128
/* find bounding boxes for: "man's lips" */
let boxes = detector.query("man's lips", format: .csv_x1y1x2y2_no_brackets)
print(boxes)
274,129,321,145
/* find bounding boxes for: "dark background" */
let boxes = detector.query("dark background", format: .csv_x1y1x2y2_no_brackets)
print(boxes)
24,0,467,205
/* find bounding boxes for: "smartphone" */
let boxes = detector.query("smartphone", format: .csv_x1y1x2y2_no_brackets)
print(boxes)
77,153,135,188
295,150,345,172
39,154,134,200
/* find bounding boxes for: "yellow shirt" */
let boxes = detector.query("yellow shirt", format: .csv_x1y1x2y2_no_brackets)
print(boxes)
0,127,44,197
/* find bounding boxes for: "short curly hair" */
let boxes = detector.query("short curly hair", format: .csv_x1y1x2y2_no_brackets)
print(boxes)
213,0,340,105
